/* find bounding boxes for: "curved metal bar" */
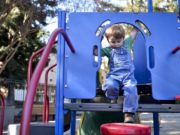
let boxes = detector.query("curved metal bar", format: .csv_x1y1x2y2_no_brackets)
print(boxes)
27,47,45,88
172,46,180,54
20,28,75,135
43,63,57,123
0,95,5,135
27,41,58,88
45,96,49,123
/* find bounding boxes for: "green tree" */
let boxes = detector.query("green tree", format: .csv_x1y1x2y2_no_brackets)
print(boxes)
0,0,58,105
0,0,58,79
94,0,178,13
93,0,147,12
94,0,124,11
126,0,147,12
154,0,178,12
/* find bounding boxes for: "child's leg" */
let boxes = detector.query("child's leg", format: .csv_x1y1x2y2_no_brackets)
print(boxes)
122,76,138,113
103,77,119,100
122,76,138,123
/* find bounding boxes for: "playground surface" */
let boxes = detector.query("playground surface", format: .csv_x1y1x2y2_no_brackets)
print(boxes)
2,112,180,135
140,113,180,135
63,113,180,135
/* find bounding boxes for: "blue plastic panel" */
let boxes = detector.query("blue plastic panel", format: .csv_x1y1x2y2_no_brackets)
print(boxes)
133,32,151,84
144,14,180,100
62,12,180,100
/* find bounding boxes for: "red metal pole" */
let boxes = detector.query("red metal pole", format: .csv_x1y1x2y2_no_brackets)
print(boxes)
172,46,180,54
45,96,49,122
43,63,57,123
20,28,75,135
27,47,45,88
0,95,5,135
27,41,58,88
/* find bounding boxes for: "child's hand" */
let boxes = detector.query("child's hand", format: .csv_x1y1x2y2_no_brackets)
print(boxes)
130,28,139,40
0,86,8,98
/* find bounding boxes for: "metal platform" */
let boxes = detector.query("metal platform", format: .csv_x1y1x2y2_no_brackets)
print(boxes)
64,103,180,113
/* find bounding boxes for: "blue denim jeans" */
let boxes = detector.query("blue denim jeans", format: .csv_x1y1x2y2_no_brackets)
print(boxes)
103,75,138,113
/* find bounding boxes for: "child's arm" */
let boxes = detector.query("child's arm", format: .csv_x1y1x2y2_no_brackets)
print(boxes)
125,28,139,51
101,47,111,57
93,47,111,58
130,28,138,41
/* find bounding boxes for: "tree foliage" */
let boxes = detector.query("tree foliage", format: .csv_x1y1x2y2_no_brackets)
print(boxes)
94,0,124,11
94,0,148,12
0,0,58,79
154,0,178,13
94,0,179,12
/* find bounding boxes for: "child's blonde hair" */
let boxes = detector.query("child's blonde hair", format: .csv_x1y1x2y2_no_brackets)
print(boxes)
105,24,125,40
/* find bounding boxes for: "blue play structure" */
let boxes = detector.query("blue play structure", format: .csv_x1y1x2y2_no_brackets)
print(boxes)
57,1,180,135
63,8,180,100
19,0,180,135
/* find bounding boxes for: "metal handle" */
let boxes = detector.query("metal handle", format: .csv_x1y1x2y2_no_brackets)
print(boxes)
43,63,57,123
0,95,5,135
172,46,180,54
27,47,45,88
93,45,101,68
20,28,75,135
148,46,155,68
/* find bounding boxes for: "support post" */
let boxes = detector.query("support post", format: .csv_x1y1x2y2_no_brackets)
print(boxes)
153,112,159,135
56,11,66,135
178,0,180,18
148,0,153,12
70,99,76,135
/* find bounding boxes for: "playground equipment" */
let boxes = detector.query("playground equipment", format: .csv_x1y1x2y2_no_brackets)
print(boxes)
27,42,70,126
0,95,5,135
20,28,74,135
43,63,57,122
18,0,180,135
100,123,151,135
27,47,45,88
28,45,55,123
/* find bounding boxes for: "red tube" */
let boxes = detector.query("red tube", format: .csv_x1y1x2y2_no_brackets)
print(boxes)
20,28,75,135
27,47,45,88
45,96,49,122
43,63,57,123
172,46,180,54
101,123,151,135
27,41,57,88
0,95,5,135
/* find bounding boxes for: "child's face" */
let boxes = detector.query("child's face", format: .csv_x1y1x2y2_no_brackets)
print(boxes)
108,36,124,48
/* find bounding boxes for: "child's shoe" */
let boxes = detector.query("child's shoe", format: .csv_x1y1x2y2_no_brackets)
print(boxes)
104,98,117,104
124,113,135,123
110,99,117,104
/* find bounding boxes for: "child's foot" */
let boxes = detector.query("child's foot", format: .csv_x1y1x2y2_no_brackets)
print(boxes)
104,98,117,104
124,113,135,123
110,99,117,104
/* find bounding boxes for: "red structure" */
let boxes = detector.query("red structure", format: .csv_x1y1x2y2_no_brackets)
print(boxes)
100,123,151,135
0,95,5,135
43,63,57,122
20,28,75,135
